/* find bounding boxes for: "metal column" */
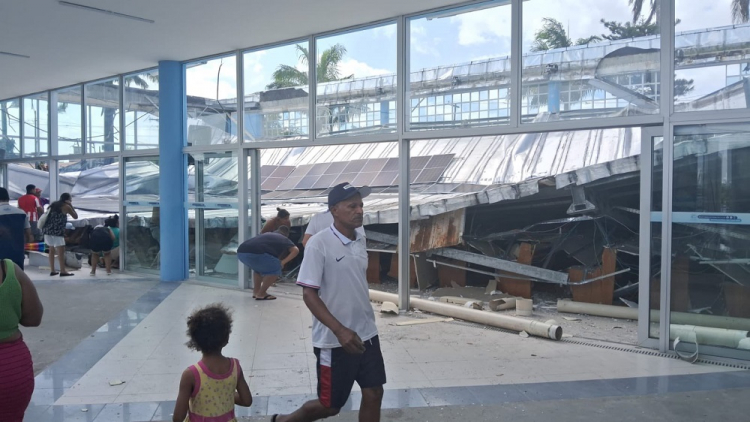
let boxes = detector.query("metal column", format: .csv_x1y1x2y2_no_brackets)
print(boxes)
396,14,410,311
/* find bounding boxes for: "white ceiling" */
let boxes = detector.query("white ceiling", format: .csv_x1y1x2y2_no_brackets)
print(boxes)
0,0,464,100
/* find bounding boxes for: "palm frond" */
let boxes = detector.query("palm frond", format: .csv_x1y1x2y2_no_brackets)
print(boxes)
267,64,308,89
296,44,309,66
125,75,149,89
732,0,750,23
318,44,348,82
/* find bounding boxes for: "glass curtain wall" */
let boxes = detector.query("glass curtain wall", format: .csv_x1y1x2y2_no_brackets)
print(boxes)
243,41,310,141
23,93,49,158
123,156,161,273
0,98,21,159
408,2,512,130
521,0,660,122
4,1,750,360
186,55,238,146
675,0,750,112
55,86,83,156
123,69,160,150
85,78,120,154
316,22,397,137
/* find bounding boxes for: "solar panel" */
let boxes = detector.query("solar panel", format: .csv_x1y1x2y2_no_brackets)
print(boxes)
324,161,348,175
269,166,296,178
370,171,398,187
312,174,338,189
288,163,315,178
426,154,454,169
410,156,431,170
414,167,446,184
409,169,422,183
295,175,319,190
261,177,285,191
307,163,331,176
261,165,277,178
276,176,303,191
352,172,377,187
382,158,399,171
335,172,359,185
362,158,388,173
343,159,368,173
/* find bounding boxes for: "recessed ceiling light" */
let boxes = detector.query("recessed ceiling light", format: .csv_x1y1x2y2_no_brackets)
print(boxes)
58,1,155,24
0,51,30,59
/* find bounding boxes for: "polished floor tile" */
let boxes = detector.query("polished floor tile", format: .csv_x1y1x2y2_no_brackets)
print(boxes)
32,281,750,419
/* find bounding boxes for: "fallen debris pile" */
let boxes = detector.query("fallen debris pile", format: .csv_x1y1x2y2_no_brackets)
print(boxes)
369,289,563,340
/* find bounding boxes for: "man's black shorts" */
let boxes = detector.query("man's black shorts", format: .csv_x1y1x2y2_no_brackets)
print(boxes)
314,335,386,409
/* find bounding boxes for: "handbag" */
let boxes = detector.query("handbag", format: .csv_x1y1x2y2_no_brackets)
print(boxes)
38,209,50,229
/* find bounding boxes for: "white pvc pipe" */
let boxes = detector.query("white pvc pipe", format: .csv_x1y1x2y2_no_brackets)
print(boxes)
516,298,533,316
371,290,562,340
650,324,750,349
557,300,750,331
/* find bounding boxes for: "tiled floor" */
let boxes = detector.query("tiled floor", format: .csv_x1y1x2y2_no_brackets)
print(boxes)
24,281,750,421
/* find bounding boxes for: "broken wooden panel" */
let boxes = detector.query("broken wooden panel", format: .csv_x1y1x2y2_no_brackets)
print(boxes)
387,252,418,287
569,247,617,305
410,208,465,253
497,243,535,299
438,257,466,287
367,251,381,284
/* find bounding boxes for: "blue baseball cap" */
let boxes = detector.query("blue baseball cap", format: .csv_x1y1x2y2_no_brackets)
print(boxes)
328,182,371,207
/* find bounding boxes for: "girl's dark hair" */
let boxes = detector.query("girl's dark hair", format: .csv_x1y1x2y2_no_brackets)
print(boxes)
105,215,119,228
50,193,72,213
276,207,290,219
186,303,233,353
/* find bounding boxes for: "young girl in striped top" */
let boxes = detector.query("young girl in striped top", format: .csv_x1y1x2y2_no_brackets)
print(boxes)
173,304,252,422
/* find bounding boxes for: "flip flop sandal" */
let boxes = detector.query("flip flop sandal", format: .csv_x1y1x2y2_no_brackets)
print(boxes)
60,272,74,277
255,295,277,301
50,271,59,276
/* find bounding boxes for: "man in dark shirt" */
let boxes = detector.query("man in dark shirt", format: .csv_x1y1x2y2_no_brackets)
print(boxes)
238,225,299,301
0,187,32,269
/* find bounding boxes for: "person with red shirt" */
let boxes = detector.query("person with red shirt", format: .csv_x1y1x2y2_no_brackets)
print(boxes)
17,185,43,242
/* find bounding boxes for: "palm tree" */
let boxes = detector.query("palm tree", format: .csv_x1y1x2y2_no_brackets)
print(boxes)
267,43,352,89
630,0,749,24
268,44,361,134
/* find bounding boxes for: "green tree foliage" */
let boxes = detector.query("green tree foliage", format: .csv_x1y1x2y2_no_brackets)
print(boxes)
531,18,573,51
630,0,750,24
599,19,659,40
267,44,352,89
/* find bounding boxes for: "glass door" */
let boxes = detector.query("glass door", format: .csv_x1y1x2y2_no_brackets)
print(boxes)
188,151,239,285
668,124,750,360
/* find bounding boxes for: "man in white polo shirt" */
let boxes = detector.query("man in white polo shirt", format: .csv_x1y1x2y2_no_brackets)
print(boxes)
274,182,385,422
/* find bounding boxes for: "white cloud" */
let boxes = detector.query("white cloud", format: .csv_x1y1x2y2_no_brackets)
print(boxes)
337,59,392,79
373,24,397,39
186,57,238,100
453,6,512,46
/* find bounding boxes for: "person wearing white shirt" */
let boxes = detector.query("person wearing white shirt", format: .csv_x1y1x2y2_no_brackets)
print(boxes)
302,210,365,247
273,182,385,422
